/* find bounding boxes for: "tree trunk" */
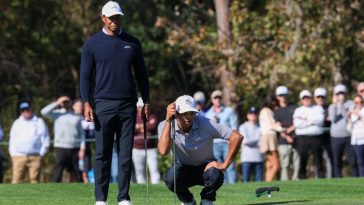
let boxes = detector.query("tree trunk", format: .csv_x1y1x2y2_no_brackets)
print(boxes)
214,0,236,106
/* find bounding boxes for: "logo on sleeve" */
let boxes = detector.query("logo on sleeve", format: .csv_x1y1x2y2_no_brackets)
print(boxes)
124,45,131,49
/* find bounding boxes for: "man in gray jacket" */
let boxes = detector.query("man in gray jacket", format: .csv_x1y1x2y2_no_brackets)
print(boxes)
328,84,357,177
41,96,85,182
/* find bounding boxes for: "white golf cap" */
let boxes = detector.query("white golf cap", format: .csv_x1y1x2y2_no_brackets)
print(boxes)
334,84,347,94
314,87,327,97
193,91,206,104
102,1,124,17
136,97,143,107
299,90,312,99
176,95,198,114
276,86,289,96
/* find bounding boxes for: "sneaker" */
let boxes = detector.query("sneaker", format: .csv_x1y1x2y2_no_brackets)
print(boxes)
95,202,107,205
181,200,196,205
118,200,133,205
200,199,214,205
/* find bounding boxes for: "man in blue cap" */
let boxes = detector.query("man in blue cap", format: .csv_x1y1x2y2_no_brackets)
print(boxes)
9,101,50,183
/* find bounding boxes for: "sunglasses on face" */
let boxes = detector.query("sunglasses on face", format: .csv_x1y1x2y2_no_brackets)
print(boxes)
336,92,345,96
302,96,311,100
315,96,326,99
20,108,30,112
214,96,222,100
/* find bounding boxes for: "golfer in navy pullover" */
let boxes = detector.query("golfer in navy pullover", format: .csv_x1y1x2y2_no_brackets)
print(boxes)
80,2,149,205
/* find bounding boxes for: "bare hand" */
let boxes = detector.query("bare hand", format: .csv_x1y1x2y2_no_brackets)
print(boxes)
84,102,94,122
204,161,226,172
78,149,85,159
142,104,150,120
166,102,176,121
56,96,70,105
286,136,294,144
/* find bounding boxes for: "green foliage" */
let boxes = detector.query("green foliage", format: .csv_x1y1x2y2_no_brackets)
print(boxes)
1,0,364,183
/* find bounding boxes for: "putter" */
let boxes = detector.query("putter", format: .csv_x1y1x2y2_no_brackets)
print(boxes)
171,117,177,205
256,186,279,198
142,114,150,205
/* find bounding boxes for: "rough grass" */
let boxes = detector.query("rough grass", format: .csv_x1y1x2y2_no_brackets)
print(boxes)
0,178,363,204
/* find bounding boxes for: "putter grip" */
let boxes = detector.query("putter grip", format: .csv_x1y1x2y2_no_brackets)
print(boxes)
256,186,279,195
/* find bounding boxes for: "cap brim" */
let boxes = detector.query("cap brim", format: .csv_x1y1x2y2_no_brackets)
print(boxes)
104,11,124,17
178,108,198,114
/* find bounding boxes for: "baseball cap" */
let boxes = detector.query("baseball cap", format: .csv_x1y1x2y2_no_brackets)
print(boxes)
19,102,30,110
102,1,124,17
136,97,143,107
299,90,312,99
248,106,258,114
276,86,289,96
211,90,222,99
334,84,347,94
193,91,206,104
314,87,327,97
176,95,198,114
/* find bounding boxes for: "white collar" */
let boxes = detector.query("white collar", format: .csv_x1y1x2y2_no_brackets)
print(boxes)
102,27,122,35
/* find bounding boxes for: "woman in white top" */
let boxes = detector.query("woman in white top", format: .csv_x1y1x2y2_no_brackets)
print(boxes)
347,95,364,176
259,95,281,182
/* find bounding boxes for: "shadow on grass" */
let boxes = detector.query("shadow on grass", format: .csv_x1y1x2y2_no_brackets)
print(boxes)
245,200,310,205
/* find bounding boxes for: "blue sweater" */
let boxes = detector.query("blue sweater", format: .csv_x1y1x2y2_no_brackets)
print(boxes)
80,30,149,103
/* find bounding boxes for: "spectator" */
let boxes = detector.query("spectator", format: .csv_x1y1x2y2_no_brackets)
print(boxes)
259,95,281,182
132,97,160,184
9,101,50,183
274,86,299,181
314,87,333,178
239,107,263,182
73,99,95,183
0,125,3,183
193,91,207,115
158,95,243,205
41,96,85,182
328,84,357,177
357,82,364,98
294,90,325,179
347,95,364,176
205,90,238,184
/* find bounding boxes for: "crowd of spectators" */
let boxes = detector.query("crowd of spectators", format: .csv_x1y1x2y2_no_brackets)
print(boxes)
0,82,363,184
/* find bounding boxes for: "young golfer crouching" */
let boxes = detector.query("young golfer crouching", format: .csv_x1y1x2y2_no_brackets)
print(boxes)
158,95,243,205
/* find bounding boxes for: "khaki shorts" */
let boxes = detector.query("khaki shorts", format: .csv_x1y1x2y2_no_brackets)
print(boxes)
260,133,278,153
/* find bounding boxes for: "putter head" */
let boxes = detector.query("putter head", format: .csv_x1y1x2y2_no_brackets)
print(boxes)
256,186,279,198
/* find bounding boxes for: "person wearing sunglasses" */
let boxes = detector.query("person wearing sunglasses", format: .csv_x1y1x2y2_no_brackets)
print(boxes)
314,87,333,178
293,90,325,179
347,95,364,176
357,82,364,99
328,84,357,177
205,90,238,184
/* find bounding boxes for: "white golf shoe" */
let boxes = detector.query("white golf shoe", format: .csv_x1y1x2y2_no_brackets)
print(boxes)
118,200,133,205
180,200,196,205
200,199,214,205
95,202,107,205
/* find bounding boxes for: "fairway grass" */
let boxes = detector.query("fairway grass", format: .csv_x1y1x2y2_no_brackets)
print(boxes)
0,178,363,204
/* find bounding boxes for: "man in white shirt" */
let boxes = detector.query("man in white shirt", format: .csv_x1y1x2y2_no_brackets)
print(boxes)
9,102,50,183
293,90,325,179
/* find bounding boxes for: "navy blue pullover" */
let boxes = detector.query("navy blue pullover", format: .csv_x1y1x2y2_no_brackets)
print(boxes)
80,30,149,103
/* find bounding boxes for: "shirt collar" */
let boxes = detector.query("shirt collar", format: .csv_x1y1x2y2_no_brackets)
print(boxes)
20,115,35,121
102,27,122,35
